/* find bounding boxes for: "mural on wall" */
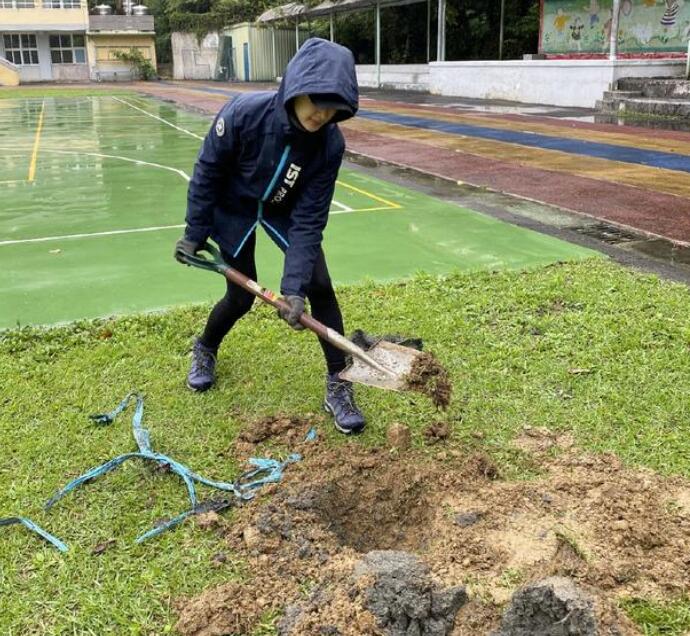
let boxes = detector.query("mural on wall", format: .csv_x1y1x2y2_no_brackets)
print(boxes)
541,0,690,53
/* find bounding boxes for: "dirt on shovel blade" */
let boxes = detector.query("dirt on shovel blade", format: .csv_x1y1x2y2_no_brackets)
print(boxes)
404,352,452,409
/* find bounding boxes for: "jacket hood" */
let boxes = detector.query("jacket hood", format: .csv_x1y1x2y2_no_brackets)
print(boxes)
278,37,359,124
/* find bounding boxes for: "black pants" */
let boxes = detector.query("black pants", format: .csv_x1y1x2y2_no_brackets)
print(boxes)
199,233,347,375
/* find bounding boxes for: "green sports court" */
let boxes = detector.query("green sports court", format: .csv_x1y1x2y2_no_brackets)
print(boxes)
0,95,596,329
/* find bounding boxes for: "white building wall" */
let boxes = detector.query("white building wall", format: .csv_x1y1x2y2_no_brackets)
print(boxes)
429,59,685,108
0,31,89,82
356,64,430,92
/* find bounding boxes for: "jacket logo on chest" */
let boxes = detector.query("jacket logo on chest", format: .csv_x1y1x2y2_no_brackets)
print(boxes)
270,163,302,204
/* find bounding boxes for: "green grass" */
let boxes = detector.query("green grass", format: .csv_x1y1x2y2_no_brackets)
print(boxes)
620,598,690,635
0,87,135,100
2,258,690,634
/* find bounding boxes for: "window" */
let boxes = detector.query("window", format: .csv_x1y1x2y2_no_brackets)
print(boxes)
0,0,35,7
49,33,86,64
43,0,81,7
3,33,38,65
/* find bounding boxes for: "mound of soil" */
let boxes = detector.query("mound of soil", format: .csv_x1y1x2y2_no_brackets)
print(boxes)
405,353,452,410
175,423,690,635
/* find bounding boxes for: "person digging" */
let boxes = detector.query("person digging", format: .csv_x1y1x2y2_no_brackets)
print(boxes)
175,38,365,434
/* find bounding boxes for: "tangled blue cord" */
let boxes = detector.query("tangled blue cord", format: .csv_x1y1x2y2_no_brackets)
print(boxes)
34,392,315,548
0,516,68,553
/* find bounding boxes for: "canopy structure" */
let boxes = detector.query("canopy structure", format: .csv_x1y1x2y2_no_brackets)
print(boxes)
257,0,447,87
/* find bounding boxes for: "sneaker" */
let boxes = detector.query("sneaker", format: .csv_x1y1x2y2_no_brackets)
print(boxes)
186,339,217,392
323,372,366,434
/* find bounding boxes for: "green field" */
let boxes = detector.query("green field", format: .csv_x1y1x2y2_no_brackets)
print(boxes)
0,95,596,329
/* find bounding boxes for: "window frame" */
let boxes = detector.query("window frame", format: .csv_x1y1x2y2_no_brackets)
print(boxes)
49,33,86,65
0,0,36,8
3,32,39,66
42,0,81,8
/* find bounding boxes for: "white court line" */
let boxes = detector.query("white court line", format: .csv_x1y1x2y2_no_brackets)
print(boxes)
112,96,204,140
0,147,190,182
331,199,354,212
0,224,185,246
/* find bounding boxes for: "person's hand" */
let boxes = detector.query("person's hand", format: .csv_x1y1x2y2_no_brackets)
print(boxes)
175,237,202,264
277,295,306,330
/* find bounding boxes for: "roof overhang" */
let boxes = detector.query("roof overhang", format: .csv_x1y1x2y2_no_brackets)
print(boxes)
257,0,427,23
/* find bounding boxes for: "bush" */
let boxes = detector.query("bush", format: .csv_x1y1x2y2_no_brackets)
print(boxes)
112,48,157,80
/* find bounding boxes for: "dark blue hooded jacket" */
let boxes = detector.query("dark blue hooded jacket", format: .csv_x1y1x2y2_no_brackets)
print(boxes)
184,37,359,298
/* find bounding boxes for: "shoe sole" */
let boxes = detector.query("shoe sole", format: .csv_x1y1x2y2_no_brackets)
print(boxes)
323,400,365,435
186,380,213,392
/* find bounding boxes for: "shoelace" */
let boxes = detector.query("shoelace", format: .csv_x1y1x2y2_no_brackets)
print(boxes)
328,380,359,416
193,347,216,375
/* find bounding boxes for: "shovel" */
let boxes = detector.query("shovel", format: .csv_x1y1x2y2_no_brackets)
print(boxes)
176,243,423,391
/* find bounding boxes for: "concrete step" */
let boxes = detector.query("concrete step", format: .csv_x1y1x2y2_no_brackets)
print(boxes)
616,77,690,99
614,97,690,118
603,90,642,100
596,97,627,113
597,92,690,117
597,97,690,119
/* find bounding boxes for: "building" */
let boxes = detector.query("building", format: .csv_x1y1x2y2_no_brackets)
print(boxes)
0,0,156,84
172,23,307,82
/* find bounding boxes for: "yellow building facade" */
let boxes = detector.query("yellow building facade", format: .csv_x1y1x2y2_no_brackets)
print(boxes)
0,0,155,84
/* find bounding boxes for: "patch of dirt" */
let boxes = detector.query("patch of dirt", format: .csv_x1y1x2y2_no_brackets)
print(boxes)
175,423,690,636
405,352,453,409
231,414,320,456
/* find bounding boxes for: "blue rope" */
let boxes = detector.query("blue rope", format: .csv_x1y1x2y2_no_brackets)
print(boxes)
45,393,316,544
0,516,68,553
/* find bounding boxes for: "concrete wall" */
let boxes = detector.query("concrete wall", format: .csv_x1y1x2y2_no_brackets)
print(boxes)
429,59,685,108
52,62,88,81
172,31,219,80
0,5,88,31
88,33,156,81
89,14,153,33
0,58,20,86
172,25,304,82
356,64,430,92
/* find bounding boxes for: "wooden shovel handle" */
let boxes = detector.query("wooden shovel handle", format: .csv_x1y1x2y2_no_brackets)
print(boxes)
220,265,329,339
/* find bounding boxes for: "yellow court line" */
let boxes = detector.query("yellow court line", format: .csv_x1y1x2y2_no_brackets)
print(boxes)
27,100,45,183
336,180,402,209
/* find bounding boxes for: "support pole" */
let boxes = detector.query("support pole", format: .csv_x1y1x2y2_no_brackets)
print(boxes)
330,12,335,42
426,0,431,62
499,0,505,60
436,0,446,61
687,39,690,80
272,27,277,81
295,18,300,52
609,0,620,61
376,1,381,88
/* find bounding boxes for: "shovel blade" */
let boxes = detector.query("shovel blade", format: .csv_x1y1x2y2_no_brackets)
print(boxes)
339,340,423,391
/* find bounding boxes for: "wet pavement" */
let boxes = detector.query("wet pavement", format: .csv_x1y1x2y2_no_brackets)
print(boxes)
126,80,690,283
347,156,690,287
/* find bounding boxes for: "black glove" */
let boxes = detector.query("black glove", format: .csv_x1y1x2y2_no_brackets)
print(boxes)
175,237,202,264
277,295,306,331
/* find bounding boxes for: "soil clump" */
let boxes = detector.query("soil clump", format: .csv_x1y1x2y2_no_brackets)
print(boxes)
404,353,453,409
175,421,690,636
